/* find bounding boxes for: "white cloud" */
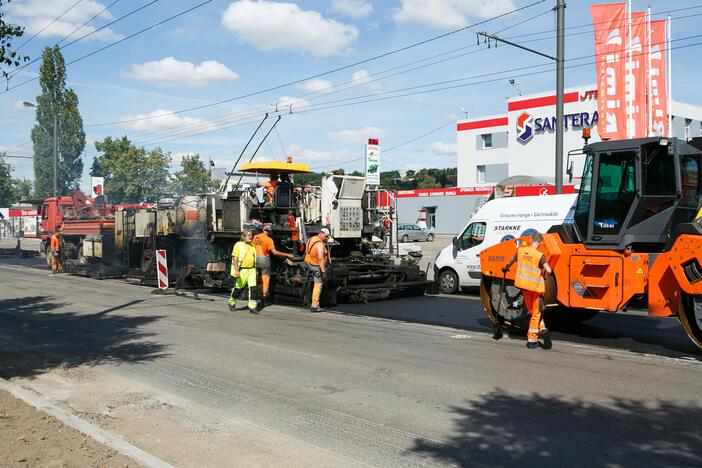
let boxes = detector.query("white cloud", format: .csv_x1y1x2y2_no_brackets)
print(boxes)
393,0,515,29
118,109,218,134
328,126,385,144
351,69,381,90
432,142,457,155
222,1,358,57
331,0,373,19
287,144,357,166
297,79,334,94
7,0,122,41
125,57,239,86
276,96,311,111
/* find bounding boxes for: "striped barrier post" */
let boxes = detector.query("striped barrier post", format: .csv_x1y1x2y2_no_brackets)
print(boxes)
156,249,169,290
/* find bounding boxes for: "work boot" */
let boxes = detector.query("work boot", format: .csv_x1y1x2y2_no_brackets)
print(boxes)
310,306,323,313
539,330,552,350
228,299,236,312
526,341,539,349
492,323,503,341
249,308,259,314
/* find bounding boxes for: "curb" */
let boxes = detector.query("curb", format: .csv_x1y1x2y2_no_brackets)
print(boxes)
0,378,174,468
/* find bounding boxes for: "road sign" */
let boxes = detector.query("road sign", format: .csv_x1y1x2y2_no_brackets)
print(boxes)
365,138,380,186
156,249,169,290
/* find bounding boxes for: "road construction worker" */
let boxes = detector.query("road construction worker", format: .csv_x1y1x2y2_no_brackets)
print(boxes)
229,229,258,314
50,231,63,274
501,232,553,349
253,224,294,308
304,228,330,313
259,173,280,204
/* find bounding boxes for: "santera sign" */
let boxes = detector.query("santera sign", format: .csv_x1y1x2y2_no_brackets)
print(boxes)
516,110,599,143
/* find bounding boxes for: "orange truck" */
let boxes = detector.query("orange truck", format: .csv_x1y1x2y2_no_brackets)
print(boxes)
480,137,702,352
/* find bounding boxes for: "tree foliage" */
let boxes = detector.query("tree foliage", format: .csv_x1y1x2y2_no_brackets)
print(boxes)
172,154,214,194
0,153,34,206
31,46,85,198
92,136,170,204
0,0,29,80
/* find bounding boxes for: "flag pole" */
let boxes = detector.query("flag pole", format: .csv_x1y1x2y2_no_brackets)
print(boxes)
647,5,652,137
667,14,672,138
626,0,633,138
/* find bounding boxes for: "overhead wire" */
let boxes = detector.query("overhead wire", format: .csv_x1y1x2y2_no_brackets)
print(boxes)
14,0,85,51
1,0,209,93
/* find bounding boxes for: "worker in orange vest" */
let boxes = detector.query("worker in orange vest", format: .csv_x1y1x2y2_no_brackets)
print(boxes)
304,228,330,313
501,232,553,349
259,173,279,204
50,231,63,274
253,224,294,308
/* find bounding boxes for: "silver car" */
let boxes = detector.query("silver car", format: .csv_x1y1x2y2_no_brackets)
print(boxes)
398,224,435,242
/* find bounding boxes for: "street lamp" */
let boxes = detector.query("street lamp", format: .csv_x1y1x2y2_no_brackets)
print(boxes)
23,100,58,197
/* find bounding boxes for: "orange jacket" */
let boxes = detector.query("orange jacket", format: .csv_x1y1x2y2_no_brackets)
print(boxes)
50,234,61,253
304,235,329,266
514,246,545,293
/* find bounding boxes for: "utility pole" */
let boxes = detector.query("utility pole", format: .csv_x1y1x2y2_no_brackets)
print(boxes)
53,113,58,197
477,0,566,194
555,0,565,194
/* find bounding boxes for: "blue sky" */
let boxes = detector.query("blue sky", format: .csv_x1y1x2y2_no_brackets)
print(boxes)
3,0,702,191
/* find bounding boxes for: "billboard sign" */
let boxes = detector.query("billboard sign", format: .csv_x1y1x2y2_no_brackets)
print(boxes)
365,138,380,186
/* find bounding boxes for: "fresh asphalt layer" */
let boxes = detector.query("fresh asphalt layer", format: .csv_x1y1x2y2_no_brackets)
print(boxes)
1,257,701,467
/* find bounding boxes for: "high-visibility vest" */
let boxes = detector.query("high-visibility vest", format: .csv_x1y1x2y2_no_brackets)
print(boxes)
232,241,256,270
514,246,545,293
50,235,60,253
304,235,328,266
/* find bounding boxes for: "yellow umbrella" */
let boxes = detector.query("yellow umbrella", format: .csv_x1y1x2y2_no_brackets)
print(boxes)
239,161,312,174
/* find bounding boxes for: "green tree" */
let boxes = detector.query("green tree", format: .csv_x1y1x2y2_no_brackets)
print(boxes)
172,154,214,194
0,0,29,80
92,136,170,203
31,46,85,198
417,174,441,189
11,178,33,202
0,153,12,206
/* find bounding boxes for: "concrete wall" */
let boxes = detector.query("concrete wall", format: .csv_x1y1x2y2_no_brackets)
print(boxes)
397,195,483,235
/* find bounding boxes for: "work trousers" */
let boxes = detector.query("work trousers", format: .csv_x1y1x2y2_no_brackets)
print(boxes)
229,268,257,310
308,264,323,308
256,256,271,298
51,251,63,272
523,290,546,343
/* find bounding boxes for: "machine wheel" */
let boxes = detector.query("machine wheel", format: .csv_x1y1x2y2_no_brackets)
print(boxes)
438,269,459,294
141,249,155,273
426,233,435,242
401,234,409,243
479,276,530,331
680,294,702,351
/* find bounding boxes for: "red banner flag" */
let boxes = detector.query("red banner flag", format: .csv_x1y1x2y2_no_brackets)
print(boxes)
627,11,648,138
591,3,627,140
649,20,668,137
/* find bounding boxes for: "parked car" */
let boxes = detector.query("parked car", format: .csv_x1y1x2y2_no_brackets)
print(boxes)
398,223,435,242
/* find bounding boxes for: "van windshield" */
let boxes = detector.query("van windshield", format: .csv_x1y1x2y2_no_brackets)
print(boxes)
460,222,486,249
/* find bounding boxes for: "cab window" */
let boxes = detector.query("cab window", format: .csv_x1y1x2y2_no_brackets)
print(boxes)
41,204,49,220
680,156,701,208
460,222,486,249
593,151,636,235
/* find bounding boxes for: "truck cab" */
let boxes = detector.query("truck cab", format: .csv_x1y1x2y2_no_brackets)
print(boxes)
39,196,75,238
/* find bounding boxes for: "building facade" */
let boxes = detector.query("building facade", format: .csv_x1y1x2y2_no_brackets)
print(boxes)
457,84,702,186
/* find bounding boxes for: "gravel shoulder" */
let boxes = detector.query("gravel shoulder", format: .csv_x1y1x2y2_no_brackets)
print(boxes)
0,386,137,468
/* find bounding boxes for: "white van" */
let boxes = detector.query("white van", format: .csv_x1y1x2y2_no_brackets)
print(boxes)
433,194,577,294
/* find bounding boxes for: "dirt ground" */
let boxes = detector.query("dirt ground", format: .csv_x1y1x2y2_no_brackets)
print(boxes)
0,389,137,468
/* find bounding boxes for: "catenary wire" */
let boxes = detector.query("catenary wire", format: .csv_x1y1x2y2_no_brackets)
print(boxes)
14,0,85,51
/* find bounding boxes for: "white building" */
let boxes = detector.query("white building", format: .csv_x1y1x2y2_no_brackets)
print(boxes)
457,84,702,187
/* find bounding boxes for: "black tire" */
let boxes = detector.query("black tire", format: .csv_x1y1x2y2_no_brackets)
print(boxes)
680,293,702,352
401,234,409,243
438,269,459,294
479,276,530,331
426,233,435,242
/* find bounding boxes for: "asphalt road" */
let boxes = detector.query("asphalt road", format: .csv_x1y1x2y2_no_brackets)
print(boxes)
1,257,702,467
